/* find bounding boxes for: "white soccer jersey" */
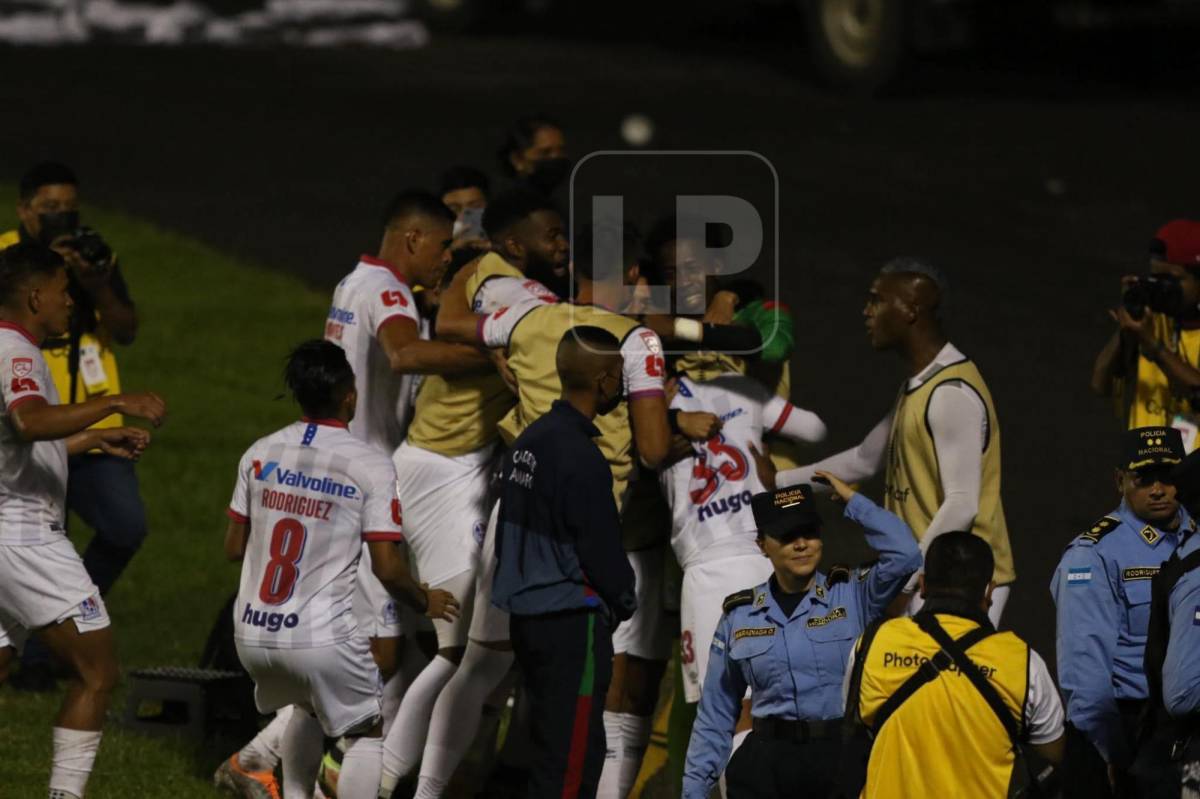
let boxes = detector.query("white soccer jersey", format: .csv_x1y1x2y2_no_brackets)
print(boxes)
0,323,68,546
324,255,421,454
471,274,558,313
662,374,798,569
228,419,405,649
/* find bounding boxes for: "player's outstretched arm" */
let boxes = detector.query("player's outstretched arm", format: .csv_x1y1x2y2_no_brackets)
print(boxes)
66,426,151,458
9,391,165,442
368,540,461,621
377,316,490,376
433,261,481,344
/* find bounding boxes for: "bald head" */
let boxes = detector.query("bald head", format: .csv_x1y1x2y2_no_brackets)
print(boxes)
557,326,623,392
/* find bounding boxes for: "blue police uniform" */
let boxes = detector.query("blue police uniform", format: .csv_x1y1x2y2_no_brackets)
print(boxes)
683,492,921,799
1162,530,1200,717
1052,500,1194,771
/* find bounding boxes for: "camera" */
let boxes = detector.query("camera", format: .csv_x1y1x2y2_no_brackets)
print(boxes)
1123,274,1183,319
64,227,113,269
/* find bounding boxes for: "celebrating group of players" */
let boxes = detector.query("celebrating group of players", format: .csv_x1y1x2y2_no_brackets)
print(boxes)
207,164,838,799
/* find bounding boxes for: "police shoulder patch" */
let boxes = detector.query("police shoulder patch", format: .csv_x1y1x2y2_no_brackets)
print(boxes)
723,589,755,614
1078,516,1119,545
826,564,851,586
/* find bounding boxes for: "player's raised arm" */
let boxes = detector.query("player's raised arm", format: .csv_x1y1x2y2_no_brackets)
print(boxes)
376,314,489,376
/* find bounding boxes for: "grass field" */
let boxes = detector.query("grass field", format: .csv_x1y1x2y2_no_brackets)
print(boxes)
0,199,331,796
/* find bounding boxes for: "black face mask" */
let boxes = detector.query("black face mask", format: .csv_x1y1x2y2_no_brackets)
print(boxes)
526,157,571,194
596,373,624,417
35,210,79,246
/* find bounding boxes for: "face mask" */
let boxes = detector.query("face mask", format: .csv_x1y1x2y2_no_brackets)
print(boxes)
526,157,571,194
597,373,624,416
36,210,79,246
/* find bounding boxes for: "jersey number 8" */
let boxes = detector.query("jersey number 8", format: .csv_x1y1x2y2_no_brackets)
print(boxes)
259,518,307,605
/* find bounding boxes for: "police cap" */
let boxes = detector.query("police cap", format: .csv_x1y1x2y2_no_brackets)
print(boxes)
1120,426,1185,472
751,485,821,541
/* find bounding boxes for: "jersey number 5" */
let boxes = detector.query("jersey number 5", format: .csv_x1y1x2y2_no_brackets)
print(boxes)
645,355,665,377
259,518,307,605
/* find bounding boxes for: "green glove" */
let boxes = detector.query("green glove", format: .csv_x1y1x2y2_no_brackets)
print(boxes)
734,299,794,363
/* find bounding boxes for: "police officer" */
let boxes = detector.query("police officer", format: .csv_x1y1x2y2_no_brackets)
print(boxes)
683,474,921,799
1052,425,1195,798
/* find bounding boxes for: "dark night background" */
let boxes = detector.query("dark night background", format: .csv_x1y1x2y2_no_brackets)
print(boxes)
1,2,1197,668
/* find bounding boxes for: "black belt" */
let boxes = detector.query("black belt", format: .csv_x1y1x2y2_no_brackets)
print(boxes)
751,716,839,742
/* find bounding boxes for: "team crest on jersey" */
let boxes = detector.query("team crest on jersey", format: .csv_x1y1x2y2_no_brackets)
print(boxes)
639,329,662,355
11,357,32,377
383,599,399,626
78,596,102,622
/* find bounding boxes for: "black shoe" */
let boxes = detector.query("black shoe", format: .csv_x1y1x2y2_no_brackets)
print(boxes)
9,666,57,693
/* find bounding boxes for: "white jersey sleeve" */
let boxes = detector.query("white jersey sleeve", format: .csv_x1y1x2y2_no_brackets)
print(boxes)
1,335,51,410
358,453,404,543
621,326,666,399
364,278,420,336
472,275,558,313
763,394,827,443
479,298,545,349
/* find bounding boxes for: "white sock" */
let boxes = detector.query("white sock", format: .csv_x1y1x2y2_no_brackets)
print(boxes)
413,645,514,797
49,728,102,799
380,655,458,786
338,736,383,799
618,713,651,798
596,712,624,799
381,637,430,737
240,705,295,771
282,710,324,798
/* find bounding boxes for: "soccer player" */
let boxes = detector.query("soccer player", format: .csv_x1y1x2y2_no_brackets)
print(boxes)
0,241,164,799
221,340,458,799
325,190,484,707
661,371,826,751
775,258,1015,625
379,188,562,795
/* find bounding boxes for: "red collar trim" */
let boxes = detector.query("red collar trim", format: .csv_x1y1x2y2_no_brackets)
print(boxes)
301,416,349,429
0,320,39,345
360,254,409,285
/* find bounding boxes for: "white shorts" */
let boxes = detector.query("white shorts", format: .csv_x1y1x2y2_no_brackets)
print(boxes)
679,554,773,703
468,500,509,644
236,634,382,738
355,545,403,639
611,545,673,661
393,442,491,587
0,539,110,653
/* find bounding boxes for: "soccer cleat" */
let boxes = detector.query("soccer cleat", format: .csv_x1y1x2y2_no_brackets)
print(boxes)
213,753,281,799
316,747,342,798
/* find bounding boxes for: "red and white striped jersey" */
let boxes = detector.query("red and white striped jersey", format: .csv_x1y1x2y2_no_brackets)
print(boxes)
228,419,404,649
662,373,824,569
324,255,421,454
0,323,68,546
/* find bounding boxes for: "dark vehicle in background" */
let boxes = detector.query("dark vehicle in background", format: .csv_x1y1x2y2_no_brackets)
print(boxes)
416,0,1200,92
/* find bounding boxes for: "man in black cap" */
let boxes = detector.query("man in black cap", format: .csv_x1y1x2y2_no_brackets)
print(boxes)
1052,426,1195,798
683,474,921,799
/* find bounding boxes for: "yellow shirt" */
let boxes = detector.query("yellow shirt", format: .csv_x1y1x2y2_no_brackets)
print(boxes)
1128,313,1200,450
0,229,123,429
499,303,644,509
855,614,1030,799
405,254,522,456
883,358,1015,585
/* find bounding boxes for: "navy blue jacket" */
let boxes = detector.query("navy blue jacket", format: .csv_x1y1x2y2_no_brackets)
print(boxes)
491,400,637,621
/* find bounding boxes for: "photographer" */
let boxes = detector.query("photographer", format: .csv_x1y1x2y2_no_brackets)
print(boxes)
1,162,145,692
1092,220,1200,450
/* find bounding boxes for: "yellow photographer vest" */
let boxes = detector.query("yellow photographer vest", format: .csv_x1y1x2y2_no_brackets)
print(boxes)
854,614,1030,799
